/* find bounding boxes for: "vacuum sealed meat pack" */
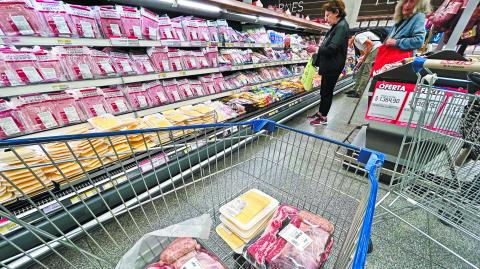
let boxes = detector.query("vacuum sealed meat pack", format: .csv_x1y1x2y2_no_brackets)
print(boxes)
53,46,96,80
65,4,101,38
181,50,197,70
189,79,206,96
203,46,219,68
0,99,26,138
33,0,77,37
171,21,185,42
167,49,183,72
177,78,195,99
1,50,43,86
70,87,109,118
147,46,170,72
162,79,183,103
90,48,117,77
95,5,124,38
158,15,177,41
123,83,151,110
194,50,209,69
109,51,135,76
140,7,158,40
102,87,130,114
143,80,168,106
0,0,46,36
33,48,66,82
46,91,85,125
245,205,334,269
14,94,60,131
117,5,142,39
130,52,156,74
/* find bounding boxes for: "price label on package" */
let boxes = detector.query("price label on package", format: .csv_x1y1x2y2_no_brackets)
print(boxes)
181,257,203,269
279,223,313,251
366,81,412,123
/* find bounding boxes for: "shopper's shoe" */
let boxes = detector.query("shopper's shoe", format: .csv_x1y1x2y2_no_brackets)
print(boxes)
307,112,321,120
347,93,361,98
345,89,355,95
310,116,328,126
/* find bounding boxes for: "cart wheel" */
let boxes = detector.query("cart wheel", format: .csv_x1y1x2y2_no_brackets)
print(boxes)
367,239,373,254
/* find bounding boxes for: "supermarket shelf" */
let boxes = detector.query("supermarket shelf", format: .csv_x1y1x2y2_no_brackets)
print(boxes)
0,60,307,97
10,75,301,139
0,36,285,49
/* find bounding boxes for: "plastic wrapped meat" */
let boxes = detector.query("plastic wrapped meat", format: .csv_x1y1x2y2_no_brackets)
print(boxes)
197,20,210,42
53,46,95,80
102,87,130,114
95,5,124,38
158,15,177,41
46,91,85,125
181,50,197,70
108,51,135,76
202,47,218,68
194,50,209,69
147,46,170,72
0,0,46,36
177,78,195,99
162,79,183,103
33,48,66,82
171,21,185,42
33,0,77,37
245,205,334,269
1,50,43,85
167,49,184,72
14,94,60,131
207,21,219,42
70,88,109,118
140,7,158,40
189,79,206,96
65,4,101,38
123,83,151,110
182,19,200,41
0,99,26,138
130,52,155,74
90,48,117,78
117,5,142,39
143,80,168,106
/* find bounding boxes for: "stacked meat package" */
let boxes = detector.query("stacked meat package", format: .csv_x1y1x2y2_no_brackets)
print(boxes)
216,189,334,269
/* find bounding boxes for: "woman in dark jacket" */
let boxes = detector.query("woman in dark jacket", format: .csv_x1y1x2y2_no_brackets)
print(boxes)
308,0,349,126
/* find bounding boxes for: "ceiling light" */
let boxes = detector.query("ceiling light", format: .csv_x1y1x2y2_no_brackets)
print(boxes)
176,0,221,13
258,16,279,25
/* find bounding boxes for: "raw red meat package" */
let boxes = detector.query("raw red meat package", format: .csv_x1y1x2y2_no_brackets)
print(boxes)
90,48,117,77
33,48,66,82
70,88,109,118
116,5,142,39
33,0,77,37
158,15,177,41
140,7,158,40
199,75,216,95
203,46,219,68
1,50,44,85
146,238,227,269
171,21,185,42
167,49,184,72
207,21,219,42
197,20,210,42
130,52,155,74
162,79,183,103
102,87,130,114
53,46,95,80
14,94,60,131
177,78,195,99
123,83,151,110
0,99,26,138
95,5,124,38
189,79,206,96
212,73,226,93
147,46,170,72
143,80,168,106
245,205,334,269
182,19,200,41
181,50,197,70
65,4,101,38
0,0,46,36
46,91,85,125
108,51,135,76
194,50,209,69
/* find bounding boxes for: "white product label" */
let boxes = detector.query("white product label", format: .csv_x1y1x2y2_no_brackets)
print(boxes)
367,87,408,120
132,25,141,38
21,66,43,83
184,86,193,97
10,15,34,35
114,100,128,112
64,106,80,123
40,67,57,80
110,24,121,36
181,257,203,269
279,224,313,251
157,92,168,102
173,59,182,71
190,58,197,69
137,95,147,107
223,199,246,218
148,27,157,39
78,63,93,79
161,60,170,72
120,60,133,72
191,31,198,40
177,31,185,41
38,111,58,129
172,91,181,101
213,32,219,42
52,16,71,34
165,29,173,39
207,85,215,94
4,70,21,86
0,117,20,136
143,62,154,72
100,61,115,74
93,104,107,116
80,20,94,37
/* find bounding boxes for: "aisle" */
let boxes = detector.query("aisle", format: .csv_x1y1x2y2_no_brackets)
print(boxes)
286,92,480,269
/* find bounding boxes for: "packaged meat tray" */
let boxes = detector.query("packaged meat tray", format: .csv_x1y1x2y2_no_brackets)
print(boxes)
65,4,102,38
95,5,124,38
244,205,334,269
117,5,142,39
0,0,46,36
140,7,158,40
33,0,77,37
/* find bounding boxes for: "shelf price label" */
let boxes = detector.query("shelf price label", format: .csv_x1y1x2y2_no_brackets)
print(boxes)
158,73,167,78
56,38,72,45
51,83,70,91
110,38,139,46
224,42,234,47
366,81,412,123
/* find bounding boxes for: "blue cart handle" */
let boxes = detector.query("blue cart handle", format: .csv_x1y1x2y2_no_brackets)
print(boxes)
413,57,480,73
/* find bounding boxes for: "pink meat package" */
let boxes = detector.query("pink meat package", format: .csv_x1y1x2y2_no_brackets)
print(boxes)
207,21,219,43
212,73,226,93
177,78,195,99
143,80,169,106
146,238,226,269
171,21,185,42
70,87,109,118
158,15,177,41
0,0,46,36
95,5,124,38
182,19,200,42
101,87,130,114
130,52,156,74
245,205,334,269
0,99,26,138
197,20,210,42
140,7,158,40
167,49,184,72
33,0,77,37
193,50,209,69
123,83,151,110
90,48,118,78
1,50,44,86
203,47,219,68
181,50,198,70
45,91,85,125
199,75,217,95
53,46,96,80
189,79,206,96
108,50,135,76
33,48,66,82
162,79,183,103
116,5,142,39
65,4,101,38
14,94,61,131
147,46,170,72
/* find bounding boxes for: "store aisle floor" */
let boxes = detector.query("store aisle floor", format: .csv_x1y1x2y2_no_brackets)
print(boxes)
285,90,480,269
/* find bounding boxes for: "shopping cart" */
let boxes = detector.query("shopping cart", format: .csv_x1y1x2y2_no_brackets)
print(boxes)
376,58,480,268
0,119,383,269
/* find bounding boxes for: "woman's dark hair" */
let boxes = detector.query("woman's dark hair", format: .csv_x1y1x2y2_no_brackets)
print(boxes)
322,0,347,18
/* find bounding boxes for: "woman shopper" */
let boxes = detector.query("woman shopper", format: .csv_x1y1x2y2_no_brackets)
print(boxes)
308,0,349,126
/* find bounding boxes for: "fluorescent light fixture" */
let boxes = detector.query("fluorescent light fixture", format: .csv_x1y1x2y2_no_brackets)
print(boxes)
235,13,257,21
158,0,175,3
280,20,297,28
258,16,279,25
177,0,221,13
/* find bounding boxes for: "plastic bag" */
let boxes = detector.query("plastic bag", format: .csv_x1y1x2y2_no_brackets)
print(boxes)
0,0,46,36
116,214,213,269
301,57,317,92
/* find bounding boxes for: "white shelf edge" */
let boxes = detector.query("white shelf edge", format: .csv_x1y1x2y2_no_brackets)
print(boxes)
0,60,307,97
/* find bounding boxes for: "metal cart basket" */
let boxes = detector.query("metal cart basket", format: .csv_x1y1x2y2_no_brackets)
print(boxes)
0,120,383,269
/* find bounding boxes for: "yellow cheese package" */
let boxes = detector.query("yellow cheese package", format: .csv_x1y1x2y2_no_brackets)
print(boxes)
219,209,273,240
216,224,245,254
219,189,279,231
88,114,124,132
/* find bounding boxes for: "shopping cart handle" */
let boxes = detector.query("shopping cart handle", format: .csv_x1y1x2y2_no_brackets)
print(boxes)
412,57,427,73
412,57,480,73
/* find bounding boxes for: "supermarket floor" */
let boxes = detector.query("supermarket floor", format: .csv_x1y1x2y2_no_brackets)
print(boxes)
33,90,480,269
